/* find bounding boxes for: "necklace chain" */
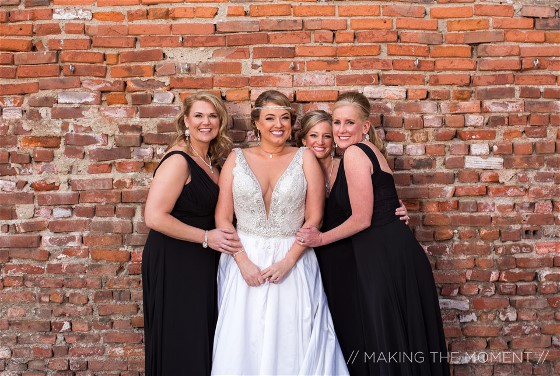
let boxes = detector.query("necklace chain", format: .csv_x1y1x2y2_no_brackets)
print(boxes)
259,146,283,159
190,143,213,174
325,154,334,196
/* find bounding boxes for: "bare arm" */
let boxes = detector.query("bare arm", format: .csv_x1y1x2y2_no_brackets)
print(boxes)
262,149,325,283
215,151,237,232
297,145,374,247
216,151,264,286
144,152,240,254
144,154,205,242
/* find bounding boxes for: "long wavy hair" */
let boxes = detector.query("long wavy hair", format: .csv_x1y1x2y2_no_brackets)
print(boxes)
333,92,386,158
169,91,232,164
295,110,333,147
250,90,297,137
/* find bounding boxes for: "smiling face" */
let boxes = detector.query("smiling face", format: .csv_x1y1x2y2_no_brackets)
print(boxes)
302,121,334,161
255,101,292,147
184,100,220,145
332,104,370,150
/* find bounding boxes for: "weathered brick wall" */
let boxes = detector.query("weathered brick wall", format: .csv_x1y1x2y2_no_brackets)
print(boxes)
0,0,559,374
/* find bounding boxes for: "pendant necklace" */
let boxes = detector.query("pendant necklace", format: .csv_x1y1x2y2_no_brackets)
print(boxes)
325,154,334,196
259,146,283,159
190,143,213,174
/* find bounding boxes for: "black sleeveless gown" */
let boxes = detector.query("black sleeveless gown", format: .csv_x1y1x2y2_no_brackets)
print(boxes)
316,143,449,376
142,150,220,376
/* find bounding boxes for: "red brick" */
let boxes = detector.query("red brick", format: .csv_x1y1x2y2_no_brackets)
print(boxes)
382,5,424,18
48,38,90,50
111,64,153,78
293,5,335,17
250,4,291,17
92,36,136,48
431,7,473,19
505,30,545,43
226,33,268,46
295,46,336,57
474,4,514,17
338,5,380,17
295,90,338,102
138,36,181,47
350,19,392,30
388,44,429,57
448,19,490,31
0,235,41,248
356,31,398,43
400,32,442,45
396,18,438,31
521,6,556,18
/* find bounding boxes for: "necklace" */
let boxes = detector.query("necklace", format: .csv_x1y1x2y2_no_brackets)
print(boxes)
259,146,283,159
325,154,334,196
189,143,213,174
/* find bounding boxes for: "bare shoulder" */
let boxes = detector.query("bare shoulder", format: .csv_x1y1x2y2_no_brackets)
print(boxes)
344,144,370,161
242,146,257,156
222,149,238,169
301,147,318,163
158,147,189,169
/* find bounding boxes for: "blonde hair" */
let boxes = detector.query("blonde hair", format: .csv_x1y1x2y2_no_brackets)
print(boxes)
295,110,333,147
251,90,297,135
333,92,386,158
169,91,232,164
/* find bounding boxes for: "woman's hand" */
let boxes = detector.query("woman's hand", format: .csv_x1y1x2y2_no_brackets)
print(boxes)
236,256,264,287
296,226,323,248
261,258,296,284
395,199,410,225
207,229,242,255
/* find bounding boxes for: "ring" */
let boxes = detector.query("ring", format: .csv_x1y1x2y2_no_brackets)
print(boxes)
299,237,304,243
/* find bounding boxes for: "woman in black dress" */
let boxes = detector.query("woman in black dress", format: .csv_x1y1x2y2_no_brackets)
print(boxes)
142,92,241,375
297,93,449,376
296,110,411,375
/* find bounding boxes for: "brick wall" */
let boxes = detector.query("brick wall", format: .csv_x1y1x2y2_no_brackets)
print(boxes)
0,0,559,374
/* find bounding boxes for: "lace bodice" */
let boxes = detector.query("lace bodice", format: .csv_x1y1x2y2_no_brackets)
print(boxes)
232,147,307,237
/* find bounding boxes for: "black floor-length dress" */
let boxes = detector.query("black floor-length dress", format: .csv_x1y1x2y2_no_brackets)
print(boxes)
317,143,449,376
142,150,220,375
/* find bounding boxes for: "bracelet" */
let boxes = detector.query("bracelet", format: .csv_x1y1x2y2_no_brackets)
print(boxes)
233,249,246,258
202,230,208,248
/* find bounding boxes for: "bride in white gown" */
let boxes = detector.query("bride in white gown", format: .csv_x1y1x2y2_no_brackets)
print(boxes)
212,90,348,375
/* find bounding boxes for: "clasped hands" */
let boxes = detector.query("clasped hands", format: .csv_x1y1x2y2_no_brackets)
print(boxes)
237,255,296,287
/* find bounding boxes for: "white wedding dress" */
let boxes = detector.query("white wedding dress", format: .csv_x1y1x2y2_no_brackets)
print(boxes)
212,147,348,376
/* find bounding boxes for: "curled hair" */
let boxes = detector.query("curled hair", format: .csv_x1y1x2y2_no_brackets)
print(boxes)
250,90,297,134
295,110,333,147
333,92,386,158
170,91,232,164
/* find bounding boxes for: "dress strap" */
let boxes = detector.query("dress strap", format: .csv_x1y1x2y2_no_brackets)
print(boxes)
153,150,192,177
295,146,306,165
232,147,245,169
353,143,382,174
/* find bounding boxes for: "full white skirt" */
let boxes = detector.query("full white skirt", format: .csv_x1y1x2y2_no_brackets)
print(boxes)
212,231,349,376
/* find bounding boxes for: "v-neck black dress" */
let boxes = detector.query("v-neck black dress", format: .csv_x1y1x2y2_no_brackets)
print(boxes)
317,143,449,376
142,150,220,376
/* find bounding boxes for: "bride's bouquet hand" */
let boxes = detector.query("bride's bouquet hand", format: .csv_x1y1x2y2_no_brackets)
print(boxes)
236,256,264,287
261,258,295,284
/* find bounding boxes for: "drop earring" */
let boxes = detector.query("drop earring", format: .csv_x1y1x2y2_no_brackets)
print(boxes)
365,133,370,141
256,129,261,143
185,128,190,139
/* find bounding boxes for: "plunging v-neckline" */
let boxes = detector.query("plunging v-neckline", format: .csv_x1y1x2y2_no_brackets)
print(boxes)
239,148,301,219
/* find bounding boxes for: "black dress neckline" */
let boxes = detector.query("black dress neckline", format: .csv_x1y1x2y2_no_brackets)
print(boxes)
156,150,218,187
